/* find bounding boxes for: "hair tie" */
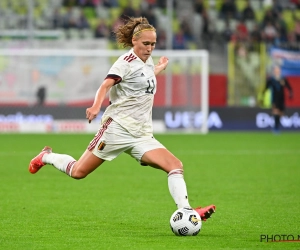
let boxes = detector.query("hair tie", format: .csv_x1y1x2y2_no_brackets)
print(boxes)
133,28,155,36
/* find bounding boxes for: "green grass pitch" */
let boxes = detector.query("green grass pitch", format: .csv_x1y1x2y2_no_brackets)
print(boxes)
0,132,299,250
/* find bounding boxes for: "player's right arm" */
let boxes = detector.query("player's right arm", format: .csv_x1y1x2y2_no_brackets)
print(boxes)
264,78,271,93
86,55,129,123
259,78,271,106
86,78,115,123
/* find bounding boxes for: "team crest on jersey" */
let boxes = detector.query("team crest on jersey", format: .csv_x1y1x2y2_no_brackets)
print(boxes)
124,53,137,62
98,141,106,151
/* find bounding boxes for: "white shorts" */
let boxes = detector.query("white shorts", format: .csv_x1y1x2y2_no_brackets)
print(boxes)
87,118,165,162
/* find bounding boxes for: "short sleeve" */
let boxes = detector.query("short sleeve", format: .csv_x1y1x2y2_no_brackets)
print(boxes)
107,57,130,79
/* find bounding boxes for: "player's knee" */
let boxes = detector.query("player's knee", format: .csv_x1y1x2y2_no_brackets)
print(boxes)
171,158,183,171
71,168,88,179
167,161,184,176
177,160,183,170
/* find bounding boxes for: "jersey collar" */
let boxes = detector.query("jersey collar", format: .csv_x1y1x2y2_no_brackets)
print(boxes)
130,48,152,64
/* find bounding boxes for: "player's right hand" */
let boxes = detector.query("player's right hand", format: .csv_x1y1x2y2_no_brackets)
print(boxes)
86,107,99,123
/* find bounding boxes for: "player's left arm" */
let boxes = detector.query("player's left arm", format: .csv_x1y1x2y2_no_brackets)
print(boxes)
284,78,293,99
154,56,168,75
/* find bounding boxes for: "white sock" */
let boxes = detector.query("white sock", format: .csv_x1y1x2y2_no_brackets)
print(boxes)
42,153,76,176
168,169,191,209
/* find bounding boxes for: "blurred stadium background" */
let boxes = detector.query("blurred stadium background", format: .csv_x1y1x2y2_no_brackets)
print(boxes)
0,0,299,133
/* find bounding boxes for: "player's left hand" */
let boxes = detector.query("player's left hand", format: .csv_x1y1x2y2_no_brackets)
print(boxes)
158,56,169,70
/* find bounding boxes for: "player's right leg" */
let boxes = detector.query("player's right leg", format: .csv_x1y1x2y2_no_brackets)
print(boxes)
272,106,281,132
29,146,52,174
29,147,104,179
71,150,105,179
29,118,124,178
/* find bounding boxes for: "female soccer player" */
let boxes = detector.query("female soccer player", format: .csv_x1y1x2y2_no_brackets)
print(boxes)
29,17,215,221
262,65,293,133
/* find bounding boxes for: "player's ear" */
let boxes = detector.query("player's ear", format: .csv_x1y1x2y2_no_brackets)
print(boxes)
132,37,137,46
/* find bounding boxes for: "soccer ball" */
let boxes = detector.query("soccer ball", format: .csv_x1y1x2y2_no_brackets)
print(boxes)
170,207,202,236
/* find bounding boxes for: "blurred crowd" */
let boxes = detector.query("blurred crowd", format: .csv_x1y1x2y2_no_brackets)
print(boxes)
1,0,300,49
214,0,300,47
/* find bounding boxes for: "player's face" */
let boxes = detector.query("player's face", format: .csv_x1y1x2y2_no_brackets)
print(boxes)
132,31,156,62
274,66,281,78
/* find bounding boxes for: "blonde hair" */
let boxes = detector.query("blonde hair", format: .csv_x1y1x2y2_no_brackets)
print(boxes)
115,17,156,48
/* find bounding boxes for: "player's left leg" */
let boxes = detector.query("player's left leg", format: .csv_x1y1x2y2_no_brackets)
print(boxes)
139,147,215,221
140,147,191,208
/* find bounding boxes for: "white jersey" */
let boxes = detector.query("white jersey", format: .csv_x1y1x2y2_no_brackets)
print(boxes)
101,49,157,137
